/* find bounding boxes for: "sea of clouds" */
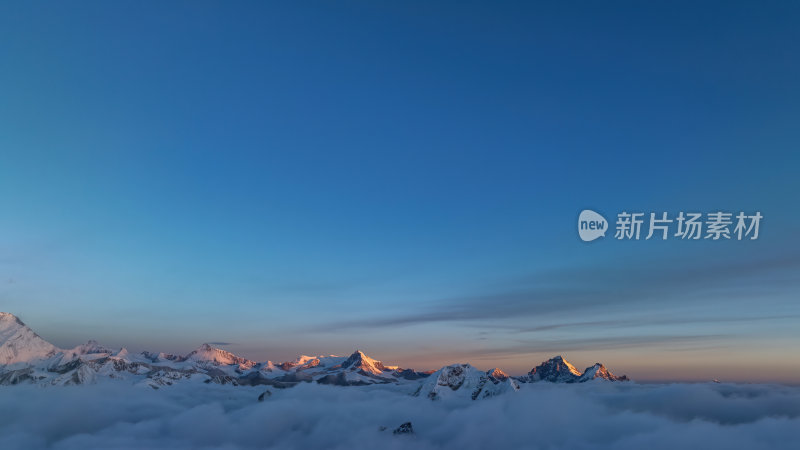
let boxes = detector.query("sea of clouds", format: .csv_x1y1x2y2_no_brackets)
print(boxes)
1,381,798,449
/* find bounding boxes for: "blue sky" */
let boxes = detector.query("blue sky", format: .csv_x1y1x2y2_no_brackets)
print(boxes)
1,1,799,381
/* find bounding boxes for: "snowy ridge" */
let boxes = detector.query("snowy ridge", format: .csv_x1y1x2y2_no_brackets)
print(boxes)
186,343,258,370
0,313,629,395
413,364,521,400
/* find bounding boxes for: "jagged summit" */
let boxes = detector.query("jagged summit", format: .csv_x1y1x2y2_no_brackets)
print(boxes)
524,355,583,383
72,340,112,355
60,340,114,363
487,368,510,381
276,355,323,371
520,356,629,384
413,364,520,400
578,363,629,382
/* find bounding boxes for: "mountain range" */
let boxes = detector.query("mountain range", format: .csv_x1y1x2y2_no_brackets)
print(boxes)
0,312,628,397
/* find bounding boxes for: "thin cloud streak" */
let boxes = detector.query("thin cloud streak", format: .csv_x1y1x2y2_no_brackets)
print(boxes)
426,334,732,362
323,254,800,331
500,314,800,334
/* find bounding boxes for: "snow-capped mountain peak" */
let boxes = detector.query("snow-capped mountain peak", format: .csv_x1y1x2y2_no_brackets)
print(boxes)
276,355,323,371
339,350,387,376
185,343,257,369
413,363,520,401
60,340,114,363
71,340,113,355
0,312,59,366
517,356,629,384
578,363,629,382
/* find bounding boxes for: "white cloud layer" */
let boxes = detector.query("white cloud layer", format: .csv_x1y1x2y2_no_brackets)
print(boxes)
0,381,799,449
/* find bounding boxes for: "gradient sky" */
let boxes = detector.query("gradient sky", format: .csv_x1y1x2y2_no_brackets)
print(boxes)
1,1,799,382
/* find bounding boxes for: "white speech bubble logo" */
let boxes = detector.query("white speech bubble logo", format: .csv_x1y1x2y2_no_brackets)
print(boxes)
578,210,607,242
